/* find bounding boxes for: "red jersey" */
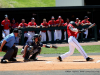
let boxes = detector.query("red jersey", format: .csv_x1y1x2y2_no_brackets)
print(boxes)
48,20,56,26
56,19,64,26
67,24,78,38
41,22,49,32
11,23,19,29
63,22,69,31
28,22,37,26
18,23,28,33
18,23,28,27
75,21,81,25
81,20,90,24
1,20,10,29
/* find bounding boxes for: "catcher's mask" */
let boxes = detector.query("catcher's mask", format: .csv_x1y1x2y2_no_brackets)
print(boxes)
70,21,77,27
32,34,41,42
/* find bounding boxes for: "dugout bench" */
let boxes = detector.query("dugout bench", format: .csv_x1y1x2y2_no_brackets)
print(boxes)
19,25,97,45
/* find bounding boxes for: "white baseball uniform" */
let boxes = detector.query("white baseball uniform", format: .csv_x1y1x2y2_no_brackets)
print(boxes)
60,24,88,60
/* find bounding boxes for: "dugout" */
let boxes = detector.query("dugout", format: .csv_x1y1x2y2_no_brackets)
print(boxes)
0,5,100,41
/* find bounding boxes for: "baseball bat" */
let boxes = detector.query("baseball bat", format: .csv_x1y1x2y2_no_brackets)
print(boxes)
86,23,96,30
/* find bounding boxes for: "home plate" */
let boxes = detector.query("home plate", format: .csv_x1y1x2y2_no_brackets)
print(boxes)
46,61,52,63
96,60,100,63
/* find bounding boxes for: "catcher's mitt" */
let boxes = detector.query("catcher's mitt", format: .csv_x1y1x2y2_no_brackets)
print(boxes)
52,45,58,49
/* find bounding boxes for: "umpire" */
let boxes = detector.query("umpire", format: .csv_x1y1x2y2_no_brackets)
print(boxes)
0,29,19,63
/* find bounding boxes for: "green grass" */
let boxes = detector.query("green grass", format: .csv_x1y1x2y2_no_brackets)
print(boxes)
0,45,100,56
0,0,55,8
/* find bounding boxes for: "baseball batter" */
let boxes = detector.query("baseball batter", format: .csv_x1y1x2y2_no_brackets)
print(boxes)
48,16,57,41
55,16,64,41
1,15,10,38
57,21,93,61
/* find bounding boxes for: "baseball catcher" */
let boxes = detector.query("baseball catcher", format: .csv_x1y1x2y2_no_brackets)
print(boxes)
21,34,57,62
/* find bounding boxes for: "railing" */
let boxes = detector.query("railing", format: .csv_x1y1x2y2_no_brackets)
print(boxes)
19,25,97,45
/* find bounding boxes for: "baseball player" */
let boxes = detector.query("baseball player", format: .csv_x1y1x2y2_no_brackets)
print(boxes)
0,29,19,63
55,16,64,41
1,15,11,38
18,19,31,43
48,16,57,41
75,18,82,39
11,18,19,32
28,18,37,40
63,18,70,40
40,19,49,42
81,16,92,39
21,34,57,62
57,21,93,61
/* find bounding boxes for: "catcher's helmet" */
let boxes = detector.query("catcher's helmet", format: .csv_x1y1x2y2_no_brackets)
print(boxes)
32,34,41,42
32,34,39,40
70,21,77,27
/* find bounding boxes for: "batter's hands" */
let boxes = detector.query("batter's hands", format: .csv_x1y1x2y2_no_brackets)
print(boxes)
79,29,86,33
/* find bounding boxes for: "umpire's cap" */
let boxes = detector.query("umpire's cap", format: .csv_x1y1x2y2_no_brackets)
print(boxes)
13,29,19,33
70,21,77,27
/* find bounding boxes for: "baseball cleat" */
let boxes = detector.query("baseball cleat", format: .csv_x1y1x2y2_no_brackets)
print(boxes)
86,57,94,61
1,59,7,63
57,56,62,61
24,58,30,62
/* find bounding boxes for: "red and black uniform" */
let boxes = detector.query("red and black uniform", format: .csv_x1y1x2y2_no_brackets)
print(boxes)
81,20,90,24
18,23,28,33
56,19,64,26
67,24,78,38
63,22,69,31
11,22,19,29
28,22,37,26
41,22,49,32
1,20,10,30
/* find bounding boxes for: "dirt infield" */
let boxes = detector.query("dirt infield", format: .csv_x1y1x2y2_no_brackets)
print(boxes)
0,41,100,71
0,55,100,71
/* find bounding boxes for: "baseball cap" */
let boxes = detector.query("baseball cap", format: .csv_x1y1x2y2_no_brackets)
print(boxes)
51,16,55,19
76,18,79,19
58,16,61,19
5,14,8,18
31,18,35,20
12,18,15,20
84,16,89,19
13,29,19,33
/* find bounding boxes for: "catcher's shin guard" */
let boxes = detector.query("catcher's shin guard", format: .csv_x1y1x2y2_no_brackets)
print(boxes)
24,51,30,59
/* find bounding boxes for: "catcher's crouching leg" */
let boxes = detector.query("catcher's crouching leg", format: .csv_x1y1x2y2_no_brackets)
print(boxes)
24,51,30,62
30,47,41,61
